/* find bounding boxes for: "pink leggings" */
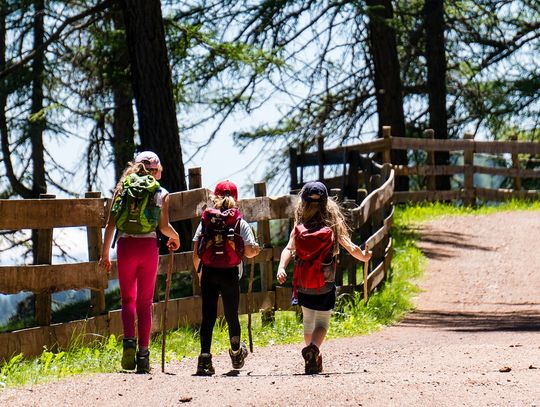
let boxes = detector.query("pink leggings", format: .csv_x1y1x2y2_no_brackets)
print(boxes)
116,237,159,348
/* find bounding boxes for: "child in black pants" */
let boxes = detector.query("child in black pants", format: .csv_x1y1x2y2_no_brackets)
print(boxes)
192,181,260,375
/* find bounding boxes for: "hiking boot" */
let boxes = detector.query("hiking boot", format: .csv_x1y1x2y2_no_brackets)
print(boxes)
229,342,248,369
121,338,137,370
301,344,320,374
136,350,151,374
196,353,215,376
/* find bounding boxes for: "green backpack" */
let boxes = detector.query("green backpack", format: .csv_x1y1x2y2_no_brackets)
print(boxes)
111,173,161,234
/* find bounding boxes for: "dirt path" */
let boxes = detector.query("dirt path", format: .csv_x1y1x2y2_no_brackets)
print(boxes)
1,211,539,406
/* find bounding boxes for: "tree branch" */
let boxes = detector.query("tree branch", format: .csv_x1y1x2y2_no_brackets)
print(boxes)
0,0,114,79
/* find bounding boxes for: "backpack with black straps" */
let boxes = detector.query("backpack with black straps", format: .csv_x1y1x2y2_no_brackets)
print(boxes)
293,223,335,293
197,207,245,268
111,173,161,234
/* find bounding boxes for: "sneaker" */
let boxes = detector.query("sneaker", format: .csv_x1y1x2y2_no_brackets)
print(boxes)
121,338,137,370
136,350,151,374
301,344,320,374
196,353,215,376
229,342,248,369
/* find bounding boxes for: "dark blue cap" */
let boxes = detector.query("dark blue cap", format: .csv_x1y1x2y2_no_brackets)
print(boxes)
301,181,328,203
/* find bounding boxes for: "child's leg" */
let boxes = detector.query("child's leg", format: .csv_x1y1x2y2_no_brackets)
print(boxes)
200,268,220,354
134,239,159,349
117,238,140,340
301,307,331,348
219,268,241,350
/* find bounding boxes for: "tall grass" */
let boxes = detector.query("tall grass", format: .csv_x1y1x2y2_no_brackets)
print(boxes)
2,200,538,388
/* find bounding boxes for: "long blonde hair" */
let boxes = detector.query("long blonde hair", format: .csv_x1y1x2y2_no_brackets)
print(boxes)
114,162,153,194
211,194,237,210
294,193,352,256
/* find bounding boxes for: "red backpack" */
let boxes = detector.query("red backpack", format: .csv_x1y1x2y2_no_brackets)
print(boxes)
197,208,245,268
293,223,335,292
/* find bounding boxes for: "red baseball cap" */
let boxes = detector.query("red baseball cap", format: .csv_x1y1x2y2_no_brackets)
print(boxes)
214,180,238,200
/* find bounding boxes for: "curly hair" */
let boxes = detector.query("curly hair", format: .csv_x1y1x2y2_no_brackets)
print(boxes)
294,192,352,256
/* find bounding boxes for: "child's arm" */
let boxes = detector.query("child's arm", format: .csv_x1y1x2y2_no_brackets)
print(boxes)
277,230,295,284
240,220,261,258
192,240,202,286
192,240,200,271
244,244,261,258
99,193,117,273
338,235,372,262
158,194,180,251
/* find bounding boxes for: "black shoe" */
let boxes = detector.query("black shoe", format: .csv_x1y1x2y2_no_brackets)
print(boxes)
302,344,321,374
136,350,151,374
121,338,137,370
196,353,215,376
229,342,248,369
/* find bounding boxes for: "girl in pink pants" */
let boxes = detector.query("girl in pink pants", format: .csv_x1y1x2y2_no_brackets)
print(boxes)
116,237,159,349
100,151,180,373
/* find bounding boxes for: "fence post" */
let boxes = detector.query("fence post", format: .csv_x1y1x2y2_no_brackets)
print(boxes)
317,135,325,180
424,129,436,191
254,182,275,325
86,191,106,316
370,175,384,270
463,132,475,206
34,193,55,326
342,199,357,287
188,167,202,296
510,135,522,191
289,147,298,193
346,151,359,201
355,188,370,300
382,126,392,164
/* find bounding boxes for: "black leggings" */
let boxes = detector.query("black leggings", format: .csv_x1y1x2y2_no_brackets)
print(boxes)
200,266,241,354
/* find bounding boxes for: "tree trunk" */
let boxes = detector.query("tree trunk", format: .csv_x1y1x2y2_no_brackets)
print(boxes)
30,0,47,198
30,0,48,265
425,0,451,190
366,0,408,191
0,4,32,199
120,0,186,192
111,9,135,181
0,4,9,196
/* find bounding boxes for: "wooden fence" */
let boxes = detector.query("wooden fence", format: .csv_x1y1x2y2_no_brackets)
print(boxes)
0,166,394,360
290,127,540,205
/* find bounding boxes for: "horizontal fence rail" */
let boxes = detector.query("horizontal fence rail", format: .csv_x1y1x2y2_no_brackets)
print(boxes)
289,127,540,206
0,167,394,360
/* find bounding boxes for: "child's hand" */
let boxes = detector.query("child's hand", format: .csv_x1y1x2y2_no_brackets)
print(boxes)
167,237,180,251
98,257,111,274
363,249,373,261
277,267,287,284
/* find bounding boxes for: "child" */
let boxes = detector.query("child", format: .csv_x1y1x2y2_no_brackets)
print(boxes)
99,151,180,373
192,180,260,376
277,181,371,374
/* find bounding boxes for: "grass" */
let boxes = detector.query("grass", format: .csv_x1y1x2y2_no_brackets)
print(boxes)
2,200,539,389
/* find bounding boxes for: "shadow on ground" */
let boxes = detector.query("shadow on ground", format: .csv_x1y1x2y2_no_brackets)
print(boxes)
401,309,540,332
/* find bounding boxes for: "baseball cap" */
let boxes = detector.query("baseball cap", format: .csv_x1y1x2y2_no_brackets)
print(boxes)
134,151,162,179
214,180,238,201
301,181,328,203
